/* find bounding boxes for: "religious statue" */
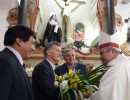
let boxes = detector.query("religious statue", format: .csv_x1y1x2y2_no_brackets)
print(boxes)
54,0,86,19
42,14,62,47
54,0,86,41
115,14,123,32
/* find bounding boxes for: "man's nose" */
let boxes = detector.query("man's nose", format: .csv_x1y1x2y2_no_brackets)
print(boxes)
32,46,35,51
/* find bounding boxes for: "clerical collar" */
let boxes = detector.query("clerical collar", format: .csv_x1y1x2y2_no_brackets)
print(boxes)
5,46,23,66
45,58,56,70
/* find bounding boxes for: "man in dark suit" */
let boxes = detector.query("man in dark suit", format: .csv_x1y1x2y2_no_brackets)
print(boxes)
55,48,87,100
55,48,87,76
32,41,62,100
0,25,36,100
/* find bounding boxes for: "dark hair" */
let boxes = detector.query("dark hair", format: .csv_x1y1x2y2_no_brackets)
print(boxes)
44,41,61,57
4,25,36,46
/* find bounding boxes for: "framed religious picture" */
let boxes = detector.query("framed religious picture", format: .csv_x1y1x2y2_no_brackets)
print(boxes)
73,22,84,41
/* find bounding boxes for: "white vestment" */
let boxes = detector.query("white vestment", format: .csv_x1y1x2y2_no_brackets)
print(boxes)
91,54,130,100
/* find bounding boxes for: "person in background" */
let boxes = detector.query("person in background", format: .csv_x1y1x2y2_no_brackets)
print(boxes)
55,48,87,76
0,25,36,100
91,31,130,100
55,48,88,100
32,41,62,100
42,14,62,47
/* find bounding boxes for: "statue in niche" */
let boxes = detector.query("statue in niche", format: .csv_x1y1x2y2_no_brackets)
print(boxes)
74,23,84,41
54,0,86,42
115,14,124,32
42,13,62,47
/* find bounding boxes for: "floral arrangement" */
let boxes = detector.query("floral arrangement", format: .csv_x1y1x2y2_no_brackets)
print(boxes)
54,64,108,100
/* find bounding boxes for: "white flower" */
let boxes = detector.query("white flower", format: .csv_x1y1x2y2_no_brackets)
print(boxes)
54,81,59,87
60,80,68,90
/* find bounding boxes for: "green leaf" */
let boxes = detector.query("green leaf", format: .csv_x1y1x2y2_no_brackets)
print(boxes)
58,63,108,100
72,89,78,100
78,90,84,100
60,88,64,100
66,91,71,100
83,80,92,99
64,93,67,100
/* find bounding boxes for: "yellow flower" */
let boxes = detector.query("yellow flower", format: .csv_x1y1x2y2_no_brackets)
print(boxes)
68,69,74,75
70,78,77,84
80,88,88,93
54,64,108,100
56,75,63,82
58,76,63,81
69,83,78,89
56,75,59,79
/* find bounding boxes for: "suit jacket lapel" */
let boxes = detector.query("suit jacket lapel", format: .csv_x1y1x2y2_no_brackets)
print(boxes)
17,62,33,99
75,63,78,70
44,59,55,81
64,64,69,73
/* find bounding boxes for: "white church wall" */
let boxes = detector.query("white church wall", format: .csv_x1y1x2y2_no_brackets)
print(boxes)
36,0,100,48
0,0,19,50
0,0,130,51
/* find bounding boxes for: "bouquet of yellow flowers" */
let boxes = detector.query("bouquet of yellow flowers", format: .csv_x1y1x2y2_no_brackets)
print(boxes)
54,64,108,100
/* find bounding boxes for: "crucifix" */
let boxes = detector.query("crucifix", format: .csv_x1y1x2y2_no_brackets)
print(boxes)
54,0,86,42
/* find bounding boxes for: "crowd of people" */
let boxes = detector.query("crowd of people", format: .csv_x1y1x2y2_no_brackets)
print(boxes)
1,24,130,100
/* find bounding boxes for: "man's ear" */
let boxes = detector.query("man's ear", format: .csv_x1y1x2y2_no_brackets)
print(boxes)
16,38,22,46
47,50,51,56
